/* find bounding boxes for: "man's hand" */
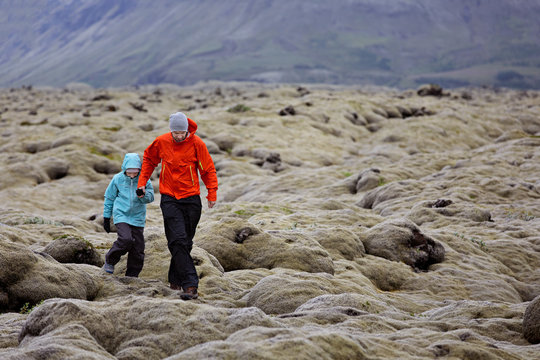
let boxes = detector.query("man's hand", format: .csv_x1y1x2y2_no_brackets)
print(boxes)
103,218,111,233
137,187,146,198
208,200,216,208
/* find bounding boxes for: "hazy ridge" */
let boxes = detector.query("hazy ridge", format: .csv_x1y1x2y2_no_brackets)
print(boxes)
1,0,540,88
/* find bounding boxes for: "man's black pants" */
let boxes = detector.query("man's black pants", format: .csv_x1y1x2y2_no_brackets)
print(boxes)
105,222,145,277
160,194,202,289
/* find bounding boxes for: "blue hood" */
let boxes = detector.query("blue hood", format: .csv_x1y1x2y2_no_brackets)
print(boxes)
121,153,142,171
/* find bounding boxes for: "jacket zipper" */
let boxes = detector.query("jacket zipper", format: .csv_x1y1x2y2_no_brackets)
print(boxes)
130,177,134,216
189,165,195,186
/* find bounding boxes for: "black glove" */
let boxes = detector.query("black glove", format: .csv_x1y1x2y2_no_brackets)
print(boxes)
103,218,110,233
136,188,144,197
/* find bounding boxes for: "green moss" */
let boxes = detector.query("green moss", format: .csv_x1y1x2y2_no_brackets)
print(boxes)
281,207,294,215
89,146,118,160
227,104,251,113
377,177,386,186
234,209,255,217
20,300,44,314
102,126,121,132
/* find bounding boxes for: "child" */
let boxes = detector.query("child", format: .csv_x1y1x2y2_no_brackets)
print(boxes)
102,153,154,277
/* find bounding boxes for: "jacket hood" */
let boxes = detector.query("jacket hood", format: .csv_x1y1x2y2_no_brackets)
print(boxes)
121,153,142,171
187,118,198,134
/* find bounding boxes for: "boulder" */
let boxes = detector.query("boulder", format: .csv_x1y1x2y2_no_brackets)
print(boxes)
361,218,445,271
0,241,99,312
168,326,367,360
195,218,334,275
14,296,278,359
523,295,540,343
357,180,423,210
354,255,417,291
407,200,493,225
355,168,382,193
295,293,390,315
209,134,240,152
23,141,52,154
305,227,365,260
43,236,103,266
245,271,338,314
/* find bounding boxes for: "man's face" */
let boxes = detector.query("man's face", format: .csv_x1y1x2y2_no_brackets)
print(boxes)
171,131,188,142
126,169,139,178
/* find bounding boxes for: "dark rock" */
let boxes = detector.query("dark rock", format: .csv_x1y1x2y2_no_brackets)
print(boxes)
265,152,281,164
261,152,285,172
461,92,473,100
235,228,254,244
344,112,367,126
410,106,435,116
432,199,453,208
417,84,443,97
362,218,445,271
129,102,147,112
43,236,103,267
396,105,413,118
279,106,296,116
91,94,113,101
297,87,310,96
523,295,540,343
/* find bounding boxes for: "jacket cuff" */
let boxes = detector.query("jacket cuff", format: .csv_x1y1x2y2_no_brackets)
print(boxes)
206,189,217,202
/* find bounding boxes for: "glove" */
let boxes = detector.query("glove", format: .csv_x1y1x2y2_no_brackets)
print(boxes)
103,218,110,233
136,188,144,197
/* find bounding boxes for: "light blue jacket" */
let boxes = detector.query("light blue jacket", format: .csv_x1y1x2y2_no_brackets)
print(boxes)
103,153,154,227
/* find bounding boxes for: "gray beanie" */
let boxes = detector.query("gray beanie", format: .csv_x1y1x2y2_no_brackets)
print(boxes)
169,112,188,132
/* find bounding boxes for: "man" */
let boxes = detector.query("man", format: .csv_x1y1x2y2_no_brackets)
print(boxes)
137,112,218,300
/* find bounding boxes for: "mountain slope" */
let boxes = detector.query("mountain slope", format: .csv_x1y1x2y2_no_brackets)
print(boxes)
1,0,539,88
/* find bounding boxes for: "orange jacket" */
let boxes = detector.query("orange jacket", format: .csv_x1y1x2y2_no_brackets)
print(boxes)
138,118,218,201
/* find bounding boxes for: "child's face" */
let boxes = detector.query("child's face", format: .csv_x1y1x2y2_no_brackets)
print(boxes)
126,169,139,178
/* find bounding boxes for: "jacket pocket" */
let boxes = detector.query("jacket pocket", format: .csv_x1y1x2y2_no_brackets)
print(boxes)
176,164,196,188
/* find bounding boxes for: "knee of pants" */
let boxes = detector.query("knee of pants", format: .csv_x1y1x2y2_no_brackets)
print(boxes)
168,238,192,252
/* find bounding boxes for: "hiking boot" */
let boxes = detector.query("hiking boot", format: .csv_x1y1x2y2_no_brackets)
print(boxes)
180,286,198,300
102,262,114,274
170,283,182,291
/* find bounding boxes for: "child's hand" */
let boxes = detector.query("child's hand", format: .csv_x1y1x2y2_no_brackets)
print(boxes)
103,218,111,233
136,187,145,198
